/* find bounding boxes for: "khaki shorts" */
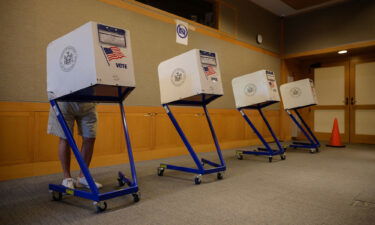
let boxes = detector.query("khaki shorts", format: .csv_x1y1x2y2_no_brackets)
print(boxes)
47,102,98,139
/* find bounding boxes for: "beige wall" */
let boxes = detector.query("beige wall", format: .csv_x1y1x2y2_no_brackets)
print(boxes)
220,0,281,53
0,0,281,109
284,0,375,55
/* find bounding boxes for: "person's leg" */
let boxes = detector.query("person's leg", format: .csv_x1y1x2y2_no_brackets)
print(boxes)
78,137,96,178
77,137,102,188
47,103,75,187
58,138,72,178
75,103,102,188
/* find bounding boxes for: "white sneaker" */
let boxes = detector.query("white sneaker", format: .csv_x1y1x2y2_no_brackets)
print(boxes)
76,176,103,189
62,178,75,189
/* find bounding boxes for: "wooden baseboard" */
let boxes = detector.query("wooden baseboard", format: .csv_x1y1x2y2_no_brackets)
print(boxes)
0,101,281,181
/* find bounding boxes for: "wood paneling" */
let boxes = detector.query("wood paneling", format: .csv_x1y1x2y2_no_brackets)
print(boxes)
94,113,122,156
0,102,280,180
126,113,155,152
33,112,59,162
0,112,33,166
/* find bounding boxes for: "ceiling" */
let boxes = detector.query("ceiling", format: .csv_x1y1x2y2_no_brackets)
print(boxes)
250,0,349,17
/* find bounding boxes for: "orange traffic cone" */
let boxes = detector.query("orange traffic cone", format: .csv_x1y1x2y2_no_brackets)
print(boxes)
326,118,345,148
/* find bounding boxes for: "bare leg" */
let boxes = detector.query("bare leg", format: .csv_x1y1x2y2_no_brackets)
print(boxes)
79,137,96,178
58,138,71,178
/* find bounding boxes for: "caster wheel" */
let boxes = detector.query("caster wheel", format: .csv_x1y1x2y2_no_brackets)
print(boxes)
280,154,286,160
268,157,273,163
236,153,243,160
316,148,320,152
117,178,125,187
157,167,164,176
309,148,316,154
94,201,107,212
51,191,62,201
217,172,224,180
194,175,202,185
132,192,140,203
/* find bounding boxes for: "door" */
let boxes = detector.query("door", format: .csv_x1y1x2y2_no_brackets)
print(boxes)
312,62,350,142
350,56,375,144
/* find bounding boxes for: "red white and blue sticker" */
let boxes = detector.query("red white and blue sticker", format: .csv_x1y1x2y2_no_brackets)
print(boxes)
101,46,127,69
203,65,216,76
103,46,125,61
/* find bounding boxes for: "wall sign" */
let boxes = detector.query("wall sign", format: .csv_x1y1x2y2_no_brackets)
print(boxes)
176,20,188,45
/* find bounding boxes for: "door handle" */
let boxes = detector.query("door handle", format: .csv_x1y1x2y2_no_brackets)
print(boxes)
350,97,356,105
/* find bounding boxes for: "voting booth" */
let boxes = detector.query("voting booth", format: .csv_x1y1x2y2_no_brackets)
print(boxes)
47,21,135,102
47,22,139,212
232,70,285,162
232,70,280,108
157,49,226,184
158,49,223,105
280,78,318,110
280,79,320,153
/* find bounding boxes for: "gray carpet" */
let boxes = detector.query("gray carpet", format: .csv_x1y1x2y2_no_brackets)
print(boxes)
0,143,374,225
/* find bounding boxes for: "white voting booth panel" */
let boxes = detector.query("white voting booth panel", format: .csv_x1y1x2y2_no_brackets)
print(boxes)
158,49,223,104
232,70,280,108
47,21,135,100
280,78,318,110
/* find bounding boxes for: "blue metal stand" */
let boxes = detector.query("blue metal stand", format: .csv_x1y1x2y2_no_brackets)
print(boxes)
157,103,226,184
236,105,286,163
286,108,320,153
49,99,139,212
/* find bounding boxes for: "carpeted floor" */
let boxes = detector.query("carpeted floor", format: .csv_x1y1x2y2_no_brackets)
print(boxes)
0,143,374,225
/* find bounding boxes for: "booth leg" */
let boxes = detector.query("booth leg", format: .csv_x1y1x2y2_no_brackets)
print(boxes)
162,104,204,170
238,109,278,162
257,108,286,160
118,102,140,201
202,104,226,167
157,104,226,184
294,109,320,148
287,109,319,153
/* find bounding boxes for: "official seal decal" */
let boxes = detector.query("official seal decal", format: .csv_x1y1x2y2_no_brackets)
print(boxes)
171,68,186,86
59,46,77,72
290,87,302,97
244,83,257,96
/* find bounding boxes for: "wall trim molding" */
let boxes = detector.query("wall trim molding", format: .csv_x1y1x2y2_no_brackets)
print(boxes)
283,40,375,59
97,0,280,58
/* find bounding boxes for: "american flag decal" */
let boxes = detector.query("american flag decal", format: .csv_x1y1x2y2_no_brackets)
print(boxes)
203,65,216,76
103,46,125,61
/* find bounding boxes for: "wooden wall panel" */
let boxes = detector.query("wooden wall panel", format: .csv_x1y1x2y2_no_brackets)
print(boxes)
154,114,181,149
262,111,280,139
0,102,281,180
0,112,33,166
211,113,245,143
33,112,59,162
94,113,122,156
126,113,154,152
